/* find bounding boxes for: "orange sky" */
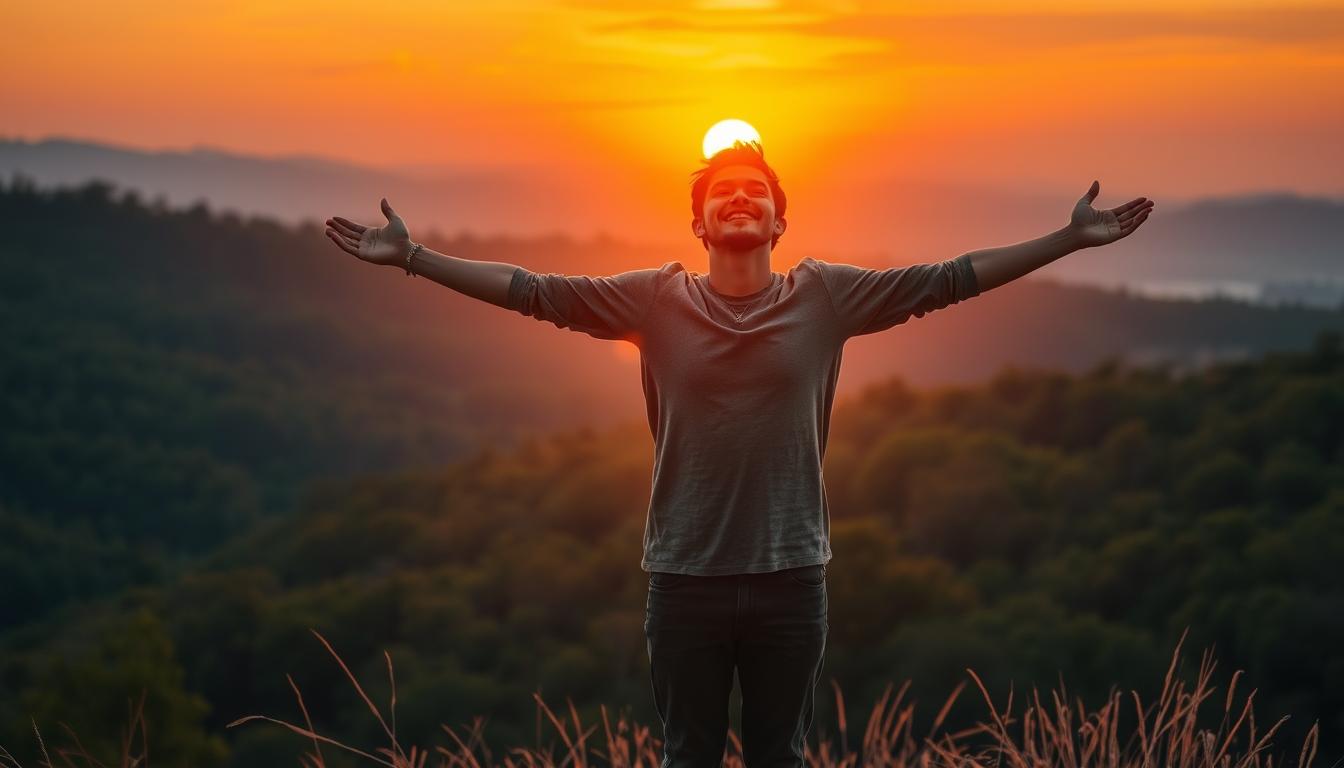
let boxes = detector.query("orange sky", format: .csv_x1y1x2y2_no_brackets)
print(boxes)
5,1,1343,224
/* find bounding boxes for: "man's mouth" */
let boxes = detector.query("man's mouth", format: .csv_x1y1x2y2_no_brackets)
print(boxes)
724,211,757,222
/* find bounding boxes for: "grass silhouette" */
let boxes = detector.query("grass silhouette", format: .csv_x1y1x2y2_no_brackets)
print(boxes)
1,628,1321,768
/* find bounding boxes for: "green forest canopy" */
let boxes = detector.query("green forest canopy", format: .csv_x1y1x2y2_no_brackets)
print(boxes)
3,176,1343,765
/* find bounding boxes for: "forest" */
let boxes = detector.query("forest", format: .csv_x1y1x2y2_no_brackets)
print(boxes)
1,178,1341,765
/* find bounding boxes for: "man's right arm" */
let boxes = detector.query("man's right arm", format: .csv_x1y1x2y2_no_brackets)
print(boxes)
393,235,678,341
405,244,518,309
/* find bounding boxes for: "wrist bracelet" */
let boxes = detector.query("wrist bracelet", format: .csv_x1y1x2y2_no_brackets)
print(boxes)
404,242,423,277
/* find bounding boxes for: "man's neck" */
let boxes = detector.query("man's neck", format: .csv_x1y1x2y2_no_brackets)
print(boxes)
707,244,773,297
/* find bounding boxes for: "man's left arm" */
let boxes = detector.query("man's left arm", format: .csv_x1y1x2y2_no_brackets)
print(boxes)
965,180,1154,293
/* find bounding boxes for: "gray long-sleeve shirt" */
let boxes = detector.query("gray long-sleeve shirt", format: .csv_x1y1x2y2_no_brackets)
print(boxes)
506,254,980,576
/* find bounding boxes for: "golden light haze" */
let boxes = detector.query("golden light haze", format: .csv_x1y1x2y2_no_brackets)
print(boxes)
5,0,1343,245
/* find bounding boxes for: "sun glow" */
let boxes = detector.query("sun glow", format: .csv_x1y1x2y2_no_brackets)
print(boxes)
702,119,762,159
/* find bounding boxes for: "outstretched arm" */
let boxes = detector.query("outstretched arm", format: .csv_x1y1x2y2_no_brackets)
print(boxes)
325,197,671,341
965,181,1154,293
325,198,517,308
402,245,517,308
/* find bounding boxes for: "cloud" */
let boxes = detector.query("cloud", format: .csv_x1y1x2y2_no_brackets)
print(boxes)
800,6,1344,55
580,10,885,74
537,96,701,110
582,5,1344,71
589,14,819,35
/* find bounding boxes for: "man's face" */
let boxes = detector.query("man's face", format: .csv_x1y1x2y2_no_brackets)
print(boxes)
692,164,785,250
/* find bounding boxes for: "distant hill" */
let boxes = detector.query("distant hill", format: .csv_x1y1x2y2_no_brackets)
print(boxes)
0,135,636,241
1038,193,1344,285
4,135,1342,290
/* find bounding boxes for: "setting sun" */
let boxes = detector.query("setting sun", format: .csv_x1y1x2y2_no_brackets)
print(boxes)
702,119,762,159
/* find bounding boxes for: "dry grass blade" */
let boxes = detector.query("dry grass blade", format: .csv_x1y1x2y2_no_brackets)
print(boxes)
56,720,104,768
1297,723,1318,768
225,715,393,767
506,745,540,768
596,705,619,767
386,651,399,757
928,680,966,742
1225,670,1243,720
1211,689,1257,767
964,668,1011,741
33,717,54,768
883,680,913,745
121,690,149,768
830,677,849,762
286,673,325,768
438,721,492,768
435,727,478,768
1144,635,1186,768
376,743,427,768
531,692,580,766
726,728,744,765
566,698,597,768
1235,715,1291,768
965,667,1030,768
1132,690,1149,767
307,629,403,760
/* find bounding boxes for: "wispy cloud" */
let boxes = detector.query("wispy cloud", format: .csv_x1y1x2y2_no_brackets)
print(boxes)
589,14,821,35
582,5,1344,70
538,96,701,110
799,6,1344,62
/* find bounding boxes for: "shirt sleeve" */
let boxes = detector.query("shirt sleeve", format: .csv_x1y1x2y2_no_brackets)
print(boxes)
506,261,678,342
812,253,980,338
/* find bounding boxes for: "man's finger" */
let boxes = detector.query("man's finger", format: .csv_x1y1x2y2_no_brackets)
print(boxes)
1120,209,1150,233
329,218,363,239
332,216,367,234
1081,180,1100,204
1111,197,1148,217
327,229,359,256
1117,201,1152,222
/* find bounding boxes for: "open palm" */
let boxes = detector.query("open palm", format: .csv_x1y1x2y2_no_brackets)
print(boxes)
324,197,412,266
1070,181,1154,248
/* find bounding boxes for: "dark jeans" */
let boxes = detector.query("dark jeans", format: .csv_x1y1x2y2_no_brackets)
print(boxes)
643,563,829,768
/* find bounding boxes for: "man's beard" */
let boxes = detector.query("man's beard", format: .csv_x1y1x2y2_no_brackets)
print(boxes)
710,224,770,250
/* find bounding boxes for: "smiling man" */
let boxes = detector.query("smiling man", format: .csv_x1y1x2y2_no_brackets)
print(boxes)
323,140,1152,767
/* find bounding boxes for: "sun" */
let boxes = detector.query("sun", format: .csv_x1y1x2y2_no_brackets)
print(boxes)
702,119,761,159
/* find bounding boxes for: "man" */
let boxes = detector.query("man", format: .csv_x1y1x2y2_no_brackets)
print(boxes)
323,141,1153,767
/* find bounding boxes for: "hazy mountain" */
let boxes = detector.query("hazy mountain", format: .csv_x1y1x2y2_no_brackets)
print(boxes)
0,135,607,240
1035,193,1344,286
3,135,1342,293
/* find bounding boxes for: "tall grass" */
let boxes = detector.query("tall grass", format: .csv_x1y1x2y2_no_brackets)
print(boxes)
2,628,1320,768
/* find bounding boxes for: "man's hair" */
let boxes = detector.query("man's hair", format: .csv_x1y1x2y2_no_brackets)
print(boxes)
689,140,787,251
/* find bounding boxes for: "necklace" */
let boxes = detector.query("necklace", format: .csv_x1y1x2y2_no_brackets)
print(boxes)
724,292,767,323
709,274,775,323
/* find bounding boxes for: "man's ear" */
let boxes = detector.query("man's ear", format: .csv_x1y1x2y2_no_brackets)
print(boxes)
774,216,787,237
691,217,706,238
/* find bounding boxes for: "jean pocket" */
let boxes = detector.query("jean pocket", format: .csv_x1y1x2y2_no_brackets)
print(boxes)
785,564,826,587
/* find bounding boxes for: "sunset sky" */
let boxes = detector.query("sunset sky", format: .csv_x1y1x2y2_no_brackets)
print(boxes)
5,1,1343,248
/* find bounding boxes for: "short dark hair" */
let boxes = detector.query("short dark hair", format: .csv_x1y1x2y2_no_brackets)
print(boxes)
689,140,787,251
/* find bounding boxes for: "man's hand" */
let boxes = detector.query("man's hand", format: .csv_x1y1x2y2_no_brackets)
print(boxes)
325,197,414,266
1068,180,1154,248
